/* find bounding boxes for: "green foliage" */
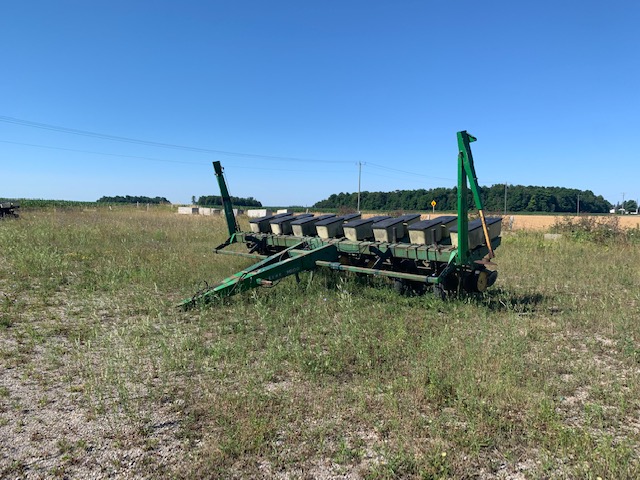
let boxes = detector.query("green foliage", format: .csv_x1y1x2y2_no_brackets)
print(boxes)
314,185,612,213
196,195,262,207
0,198,98,208
617,199,638,212
552,215,639,244
96,195,170,204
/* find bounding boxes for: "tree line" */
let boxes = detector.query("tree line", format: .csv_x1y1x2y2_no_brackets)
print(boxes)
195,195,262,207
314,185,612,213
97,195,171,204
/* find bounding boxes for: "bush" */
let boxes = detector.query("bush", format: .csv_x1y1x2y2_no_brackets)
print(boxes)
551,216,634,243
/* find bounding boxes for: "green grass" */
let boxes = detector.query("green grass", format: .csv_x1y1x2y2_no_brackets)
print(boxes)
0,209,639,478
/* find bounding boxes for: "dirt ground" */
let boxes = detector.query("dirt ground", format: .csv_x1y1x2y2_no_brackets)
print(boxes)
408,214,639,232
499,214,639,231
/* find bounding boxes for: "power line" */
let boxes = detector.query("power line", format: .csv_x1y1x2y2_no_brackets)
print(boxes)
1,115,502,183
366,162,455,182
0,140,209,165
0,115,352,164
0,139,356,175
364,170,442,184
225,165,354,174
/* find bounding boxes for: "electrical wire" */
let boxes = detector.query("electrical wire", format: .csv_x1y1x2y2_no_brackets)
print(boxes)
0,140,208,165
1,115,504,184
364,170,445,185
367,162,504,188
0,139,352,174
366,162,455,182
0,115,352,164
225,165,354,174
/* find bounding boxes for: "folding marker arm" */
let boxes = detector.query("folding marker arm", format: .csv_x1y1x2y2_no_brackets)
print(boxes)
178,242,339,309
456,131,494,265
213,161,239,237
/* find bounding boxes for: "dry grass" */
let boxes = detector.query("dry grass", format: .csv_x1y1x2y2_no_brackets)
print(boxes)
1,207,639,478
505,213,640,232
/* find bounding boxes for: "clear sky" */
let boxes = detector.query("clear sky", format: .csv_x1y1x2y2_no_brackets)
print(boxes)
2,1,639,207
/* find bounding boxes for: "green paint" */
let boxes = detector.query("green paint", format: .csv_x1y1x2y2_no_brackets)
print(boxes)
213,161,239,237
180,131,500,308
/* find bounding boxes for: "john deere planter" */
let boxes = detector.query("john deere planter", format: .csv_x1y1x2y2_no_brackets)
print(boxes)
179,131,500,309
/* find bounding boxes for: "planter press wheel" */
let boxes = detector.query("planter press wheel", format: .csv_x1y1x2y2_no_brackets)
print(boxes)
463,269,497,293
471,270,489,293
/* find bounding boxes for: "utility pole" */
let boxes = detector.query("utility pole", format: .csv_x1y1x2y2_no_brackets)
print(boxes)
504,182,508,215
357,162,362,213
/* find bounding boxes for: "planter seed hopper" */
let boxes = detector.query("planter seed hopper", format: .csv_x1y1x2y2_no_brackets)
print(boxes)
179,131,501,309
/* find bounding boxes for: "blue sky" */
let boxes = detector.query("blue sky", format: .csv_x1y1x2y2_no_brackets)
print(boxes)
2,1,638,207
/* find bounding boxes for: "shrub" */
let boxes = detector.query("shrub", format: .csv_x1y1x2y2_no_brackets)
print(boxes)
551,216,631,243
